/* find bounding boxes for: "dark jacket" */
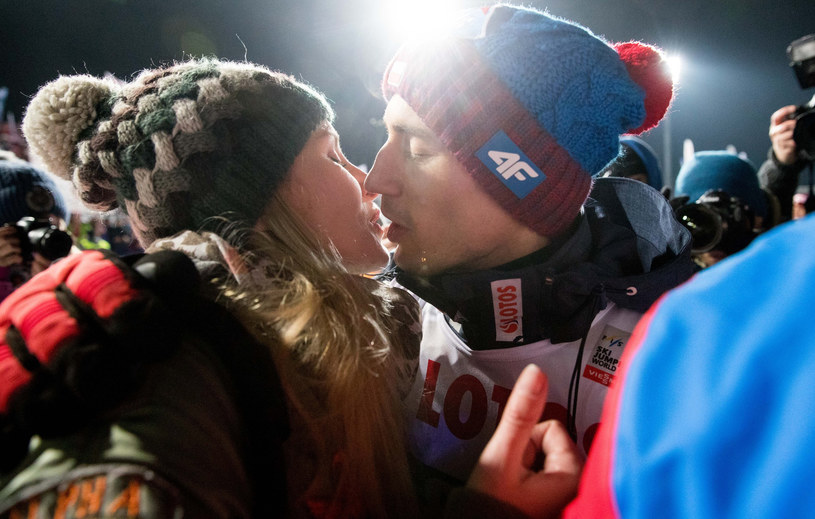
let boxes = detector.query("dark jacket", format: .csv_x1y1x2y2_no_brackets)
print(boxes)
0,250,288,518
758,147,813,222
396,177,695,350
393,177,694,517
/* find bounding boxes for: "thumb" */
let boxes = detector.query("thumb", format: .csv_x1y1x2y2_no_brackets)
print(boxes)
771,105,797,126
482,364,548,467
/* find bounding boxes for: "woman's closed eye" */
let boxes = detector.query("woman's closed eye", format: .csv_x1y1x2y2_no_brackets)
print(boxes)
330,155,349,168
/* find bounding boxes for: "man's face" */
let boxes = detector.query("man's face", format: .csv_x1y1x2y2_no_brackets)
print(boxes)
365,96,547,276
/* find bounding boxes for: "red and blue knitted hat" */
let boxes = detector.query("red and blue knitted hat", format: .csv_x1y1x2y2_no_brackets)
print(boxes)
382,4,673,237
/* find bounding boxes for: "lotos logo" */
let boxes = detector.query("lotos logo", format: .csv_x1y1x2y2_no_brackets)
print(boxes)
491,278,523,342
501,320,518,334
476,130,546,199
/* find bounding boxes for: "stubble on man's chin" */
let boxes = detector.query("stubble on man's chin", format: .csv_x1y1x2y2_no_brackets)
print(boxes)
393,247,440,278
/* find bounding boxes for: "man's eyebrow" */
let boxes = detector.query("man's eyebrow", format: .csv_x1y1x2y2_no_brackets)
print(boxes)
387,121,437,142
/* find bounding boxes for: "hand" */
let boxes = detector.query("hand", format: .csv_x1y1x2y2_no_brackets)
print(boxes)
0,225,23,268
30,252,53,276
467,364,583,518
769,105,799,165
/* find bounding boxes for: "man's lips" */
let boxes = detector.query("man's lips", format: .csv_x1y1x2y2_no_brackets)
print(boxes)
386,221,407,243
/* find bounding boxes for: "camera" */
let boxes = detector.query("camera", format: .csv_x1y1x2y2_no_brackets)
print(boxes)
674,190,757,256
787,34,815,160
15,216,74,262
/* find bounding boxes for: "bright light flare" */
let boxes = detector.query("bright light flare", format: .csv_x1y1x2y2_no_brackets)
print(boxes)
664,53,683,83
380,0,468,44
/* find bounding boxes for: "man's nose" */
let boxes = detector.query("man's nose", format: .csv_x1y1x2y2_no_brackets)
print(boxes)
365,143,400,197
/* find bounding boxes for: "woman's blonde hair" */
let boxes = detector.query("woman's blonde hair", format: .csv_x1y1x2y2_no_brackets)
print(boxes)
220,192,419,518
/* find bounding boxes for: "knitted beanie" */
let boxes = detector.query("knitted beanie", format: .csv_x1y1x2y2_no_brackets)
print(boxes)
0,153,67,225
596,135,663,190
619,135,663,189
22,59,334,247
675,151,768,219
382,4,673,237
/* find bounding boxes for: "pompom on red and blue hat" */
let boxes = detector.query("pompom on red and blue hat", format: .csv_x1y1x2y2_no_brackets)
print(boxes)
382,4,674,237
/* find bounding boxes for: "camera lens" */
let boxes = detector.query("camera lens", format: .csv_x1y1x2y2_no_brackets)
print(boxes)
27,226,74,261
675,203,723,253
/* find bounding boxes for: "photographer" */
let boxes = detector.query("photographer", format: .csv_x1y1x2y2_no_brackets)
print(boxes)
598,134,664,190
0,151,73,301
673,151,769,269
758,34,815,222
757,104,814,221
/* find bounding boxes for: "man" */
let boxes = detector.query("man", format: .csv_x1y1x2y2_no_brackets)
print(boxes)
462,212,815,519
759,34,815,222
598,135,664,190
364,4,694,492
0,151,72,301
758,104,814,222
673,150,771,269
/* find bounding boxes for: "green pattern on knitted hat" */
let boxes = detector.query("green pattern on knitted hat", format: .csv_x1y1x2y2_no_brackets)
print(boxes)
136,107,176,136
23,58,334,247
158,75,201,103
122,140,156,174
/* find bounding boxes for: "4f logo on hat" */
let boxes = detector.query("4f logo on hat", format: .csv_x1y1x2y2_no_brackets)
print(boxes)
476,130,545,199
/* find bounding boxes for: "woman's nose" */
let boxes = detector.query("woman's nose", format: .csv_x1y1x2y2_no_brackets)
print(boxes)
348,162,377,201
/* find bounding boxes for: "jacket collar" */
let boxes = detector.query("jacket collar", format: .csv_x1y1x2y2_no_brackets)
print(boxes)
395,178,694,349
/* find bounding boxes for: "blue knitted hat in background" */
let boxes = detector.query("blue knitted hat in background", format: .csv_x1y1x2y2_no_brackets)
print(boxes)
595,135,663,189
382,3,673,237
620,135,663,189
0,152,67,225
675,151,768,218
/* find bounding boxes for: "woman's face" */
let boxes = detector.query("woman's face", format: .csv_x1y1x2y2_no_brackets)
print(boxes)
275,123,388,274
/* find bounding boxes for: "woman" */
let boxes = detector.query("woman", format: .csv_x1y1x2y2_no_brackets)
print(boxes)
6,58,419,518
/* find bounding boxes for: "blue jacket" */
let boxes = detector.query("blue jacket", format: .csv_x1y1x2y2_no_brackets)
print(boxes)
567,213,815,518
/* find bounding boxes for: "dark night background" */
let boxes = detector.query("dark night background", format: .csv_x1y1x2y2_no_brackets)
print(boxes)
2,0,814,187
